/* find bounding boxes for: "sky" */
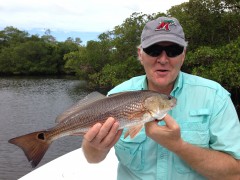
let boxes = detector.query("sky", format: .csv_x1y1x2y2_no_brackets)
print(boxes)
0,0,189,44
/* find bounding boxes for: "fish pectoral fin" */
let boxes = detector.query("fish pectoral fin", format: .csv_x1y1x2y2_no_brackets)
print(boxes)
128,110,146,120
124,124,144,139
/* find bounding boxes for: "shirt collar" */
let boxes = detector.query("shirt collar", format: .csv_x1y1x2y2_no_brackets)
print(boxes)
142,75,148,90
171,71,183,96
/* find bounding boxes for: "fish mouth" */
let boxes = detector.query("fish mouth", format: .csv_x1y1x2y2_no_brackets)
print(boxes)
171,101,177,108
171,98,177,108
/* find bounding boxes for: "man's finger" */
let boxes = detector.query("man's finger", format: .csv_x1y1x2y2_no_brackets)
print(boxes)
162,114,179,130
102,122,121,148
93,117,116,143
84,123,102,142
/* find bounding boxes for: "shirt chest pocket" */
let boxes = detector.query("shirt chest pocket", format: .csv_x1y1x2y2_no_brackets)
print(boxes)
114,130,146,171
174,109,211,174
179,108,210,146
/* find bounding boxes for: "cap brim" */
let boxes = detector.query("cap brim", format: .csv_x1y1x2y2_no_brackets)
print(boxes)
142,34,187,48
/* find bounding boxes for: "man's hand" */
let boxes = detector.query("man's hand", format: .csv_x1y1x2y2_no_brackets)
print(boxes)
83,117,123,151
145,114,185,152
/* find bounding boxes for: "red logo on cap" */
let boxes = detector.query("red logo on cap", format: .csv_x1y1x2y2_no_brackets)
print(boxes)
155,20,175,31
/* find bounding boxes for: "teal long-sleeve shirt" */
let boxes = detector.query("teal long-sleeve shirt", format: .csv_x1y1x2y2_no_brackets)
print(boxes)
108,72,240,180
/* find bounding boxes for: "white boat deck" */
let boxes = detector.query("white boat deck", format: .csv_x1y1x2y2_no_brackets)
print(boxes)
19,148,118,180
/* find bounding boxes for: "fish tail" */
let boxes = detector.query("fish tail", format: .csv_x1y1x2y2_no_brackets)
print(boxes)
8,131,52,168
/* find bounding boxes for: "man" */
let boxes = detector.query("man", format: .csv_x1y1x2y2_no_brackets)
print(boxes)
82,17,240,180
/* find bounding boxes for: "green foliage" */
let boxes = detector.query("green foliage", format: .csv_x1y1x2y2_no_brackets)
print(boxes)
88,56,144,89
184,46,220,69
185,37,240,90
0,28,81,75
0,26,29,46
112,13,150,60
64,47,89,79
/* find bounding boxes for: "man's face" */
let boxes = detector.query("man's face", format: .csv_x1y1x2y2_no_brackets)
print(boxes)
138,42,186,94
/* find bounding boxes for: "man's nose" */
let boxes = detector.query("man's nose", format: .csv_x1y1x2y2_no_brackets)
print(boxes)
156,50,168,64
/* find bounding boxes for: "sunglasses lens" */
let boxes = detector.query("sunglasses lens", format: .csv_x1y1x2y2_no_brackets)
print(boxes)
143,45,162,57
165,45,184,57
143,44,184,58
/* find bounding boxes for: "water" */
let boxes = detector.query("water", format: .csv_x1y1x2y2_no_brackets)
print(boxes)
0,77,92,180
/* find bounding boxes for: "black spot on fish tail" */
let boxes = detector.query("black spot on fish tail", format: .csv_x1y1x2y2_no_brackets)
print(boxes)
38,132,45,140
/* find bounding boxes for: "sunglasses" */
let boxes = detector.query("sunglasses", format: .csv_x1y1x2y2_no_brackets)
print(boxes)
143,44,184,58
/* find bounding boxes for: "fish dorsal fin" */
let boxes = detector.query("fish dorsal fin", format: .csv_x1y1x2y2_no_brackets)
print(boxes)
108,91,137,97
108,91,128,97
55,91,106,123
124,124,144,139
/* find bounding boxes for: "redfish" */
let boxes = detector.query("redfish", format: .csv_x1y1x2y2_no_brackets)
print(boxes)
9,90,176,167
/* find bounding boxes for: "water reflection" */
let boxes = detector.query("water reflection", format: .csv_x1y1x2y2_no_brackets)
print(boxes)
0,77,90,180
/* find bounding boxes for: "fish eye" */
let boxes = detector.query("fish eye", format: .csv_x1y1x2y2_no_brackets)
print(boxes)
167,96,172,100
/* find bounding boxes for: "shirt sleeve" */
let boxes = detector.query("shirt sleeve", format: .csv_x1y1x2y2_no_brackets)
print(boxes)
209,94,240,159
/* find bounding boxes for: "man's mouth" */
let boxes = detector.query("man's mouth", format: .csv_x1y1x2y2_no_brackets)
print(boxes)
157,69,168,72
155,69,169,76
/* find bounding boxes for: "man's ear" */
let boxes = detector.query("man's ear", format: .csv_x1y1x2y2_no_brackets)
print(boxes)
138,48,143,65
181,49,186,65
